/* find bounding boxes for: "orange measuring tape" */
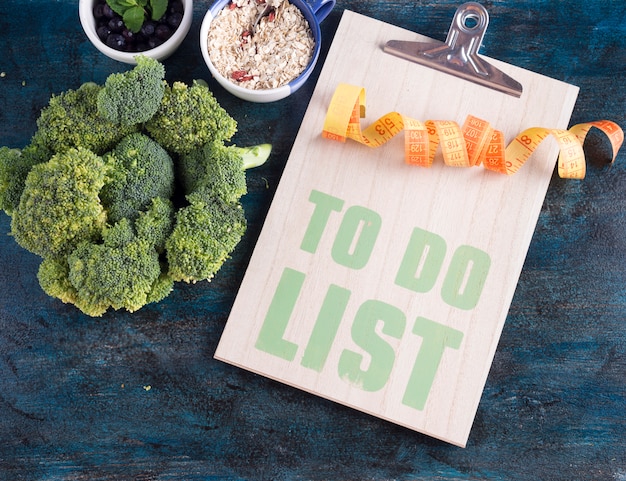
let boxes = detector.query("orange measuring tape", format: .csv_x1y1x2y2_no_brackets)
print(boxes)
321,84,623,179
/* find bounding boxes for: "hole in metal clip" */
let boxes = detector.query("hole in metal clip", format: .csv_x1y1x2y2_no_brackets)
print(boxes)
463,14,480,29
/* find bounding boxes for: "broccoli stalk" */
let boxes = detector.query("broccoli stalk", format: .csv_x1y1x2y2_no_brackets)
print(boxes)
238,143,273,170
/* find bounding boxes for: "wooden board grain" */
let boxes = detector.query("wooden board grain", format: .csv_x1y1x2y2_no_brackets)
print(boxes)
215,10,579,447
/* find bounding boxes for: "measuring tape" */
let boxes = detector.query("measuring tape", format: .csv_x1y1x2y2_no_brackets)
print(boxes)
322,84,623,179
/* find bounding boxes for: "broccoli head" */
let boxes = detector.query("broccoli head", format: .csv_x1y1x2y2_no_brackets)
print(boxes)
36,82,137,155
100,133,175,224
37,199,175,317
11,147,109,259
166,193,247,283
67,219,166,317
145,80,238,155
97,55,166,127
178,140,247,204
0,134,54,214
179,141,273,204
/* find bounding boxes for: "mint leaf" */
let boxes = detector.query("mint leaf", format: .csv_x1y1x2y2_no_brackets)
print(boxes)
150,0,168,21
123,5,146,33
106,0,134,17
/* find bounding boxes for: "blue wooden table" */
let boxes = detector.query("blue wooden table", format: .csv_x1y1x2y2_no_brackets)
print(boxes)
1,0,625,479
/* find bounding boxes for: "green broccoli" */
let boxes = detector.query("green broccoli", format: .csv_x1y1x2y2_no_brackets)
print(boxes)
37,198,175,317
0,147,31,215
166,193,247,283
37,256,79,307
0,59,273,317
11,147,109,259
100,133,175,224
66,219,164,317
145,80,238,155
97,55,166,127
0,133,57,214
135,196,175,253
178,141,272,204
36,82,137,155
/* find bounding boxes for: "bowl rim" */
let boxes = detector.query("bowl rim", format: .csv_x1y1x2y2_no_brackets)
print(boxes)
79,0,193,64
199,0,322,102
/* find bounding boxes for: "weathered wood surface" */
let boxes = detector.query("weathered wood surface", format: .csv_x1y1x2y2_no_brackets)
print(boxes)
1,0,625,479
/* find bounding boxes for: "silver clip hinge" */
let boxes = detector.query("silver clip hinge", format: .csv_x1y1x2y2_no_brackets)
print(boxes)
383,2,523,98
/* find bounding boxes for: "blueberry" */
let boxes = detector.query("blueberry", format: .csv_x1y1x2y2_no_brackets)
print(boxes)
121,28,135,41
102,4,115,19
93,3,106,19
147,37,163,49
167,12,183,29
96,25,112,41
141,21,156,37
169,0,184,14
106,34,126,49
155,24,171,40
108,17,124,33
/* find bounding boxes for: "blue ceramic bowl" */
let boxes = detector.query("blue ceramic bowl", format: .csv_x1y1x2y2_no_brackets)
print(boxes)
200,0,335,102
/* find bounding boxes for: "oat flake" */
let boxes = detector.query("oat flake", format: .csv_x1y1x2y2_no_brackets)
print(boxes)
208,0,315,90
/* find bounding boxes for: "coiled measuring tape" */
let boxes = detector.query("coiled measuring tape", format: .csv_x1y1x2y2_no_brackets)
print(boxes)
321,84,623,179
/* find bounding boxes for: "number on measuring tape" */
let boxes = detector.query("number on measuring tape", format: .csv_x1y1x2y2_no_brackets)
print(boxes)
322,84,623,179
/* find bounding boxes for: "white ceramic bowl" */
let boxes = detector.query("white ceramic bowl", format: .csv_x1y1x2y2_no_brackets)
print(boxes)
200,0,335,103
79,0,193,64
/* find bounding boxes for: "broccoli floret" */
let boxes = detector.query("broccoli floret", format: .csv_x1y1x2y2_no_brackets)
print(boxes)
178,141,272,204
166,193,247,283
36,82,137,155
11,147,109,259
37,256,79,306
145,80,238,155
135,196,175,253
97,55,166,127
100,133,175,224
38,200,175,316
0,134,54,214
0,147,24,213
67,219,164,317
0,147,37,215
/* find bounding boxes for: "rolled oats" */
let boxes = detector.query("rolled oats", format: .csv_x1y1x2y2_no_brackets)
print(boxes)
207,0,315,90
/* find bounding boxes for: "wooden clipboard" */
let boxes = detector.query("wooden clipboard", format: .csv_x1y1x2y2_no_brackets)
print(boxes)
215,9,579,447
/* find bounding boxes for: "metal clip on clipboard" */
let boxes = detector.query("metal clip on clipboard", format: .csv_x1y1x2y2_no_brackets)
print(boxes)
383,2,523,98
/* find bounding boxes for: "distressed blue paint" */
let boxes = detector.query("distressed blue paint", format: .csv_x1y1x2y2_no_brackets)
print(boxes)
1,0,625,479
